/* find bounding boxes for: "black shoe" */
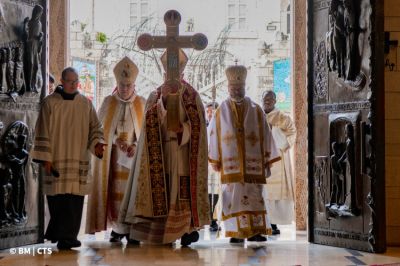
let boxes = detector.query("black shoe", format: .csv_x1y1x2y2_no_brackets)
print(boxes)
229,237,244,244
270,224,280,235
181,233,192,246
127,238,140,245
57,239,81,250
110,230,127,243
190,231,199,243
57,240,71,250
69,239,82,247
180,231,199,247
247,234,267,242
209,220,219,232
272,228,281,235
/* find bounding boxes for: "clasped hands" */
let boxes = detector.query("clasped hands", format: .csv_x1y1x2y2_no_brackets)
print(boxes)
211,163,221,172
115,138,136,157
161,83,184,134
161,81,179,100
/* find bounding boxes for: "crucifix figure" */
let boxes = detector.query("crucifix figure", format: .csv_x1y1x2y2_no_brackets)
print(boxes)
137,10,208,131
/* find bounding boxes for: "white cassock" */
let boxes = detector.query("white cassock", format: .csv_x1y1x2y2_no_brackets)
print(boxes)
266,108,296,225
208,97,280,239
86,92,145,235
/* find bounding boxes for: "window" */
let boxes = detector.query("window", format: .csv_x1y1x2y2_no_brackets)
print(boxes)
239,4,246,17
130,3,137,15
227,0,247,30
228,4,235,17
141,3,148,17
130,0,150,28
130,2,138,27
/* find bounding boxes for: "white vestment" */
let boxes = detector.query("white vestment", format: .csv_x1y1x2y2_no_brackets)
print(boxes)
266,108,296,224
208,97,280,238
86,92,145,234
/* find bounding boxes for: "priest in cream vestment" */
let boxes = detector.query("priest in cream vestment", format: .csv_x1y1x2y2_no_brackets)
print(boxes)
208,64,280,243
86,57,145,244
262,91,296,234
31,67,105,250
118,49,209,246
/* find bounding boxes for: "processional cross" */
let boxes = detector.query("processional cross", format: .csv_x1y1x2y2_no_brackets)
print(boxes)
137,10,208,131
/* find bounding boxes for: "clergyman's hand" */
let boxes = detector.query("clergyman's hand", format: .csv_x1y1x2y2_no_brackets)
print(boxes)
116,138,128,152
161,84,172,104
161,82,179,104
127,144,136,158
43,161,52,176
171,124,184,134
211,163,221,172
95,143,107,158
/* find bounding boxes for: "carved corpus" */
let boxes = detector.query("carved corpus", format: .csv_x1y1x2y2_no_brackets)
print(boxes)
327,112,361,218
0,121,29,227
326,0,366,90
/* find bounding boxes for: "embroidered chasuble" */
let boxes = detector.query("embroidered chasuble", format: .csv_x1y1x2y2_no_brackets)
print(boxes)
265,108,296,224
118,80,209,244
86,92,145,234
31,90,104,196
208,97,280,238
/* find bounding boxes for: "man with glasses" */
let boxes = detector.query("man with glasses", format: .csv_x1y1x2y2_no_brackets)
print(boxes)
86,57,145,245
31,67,106,250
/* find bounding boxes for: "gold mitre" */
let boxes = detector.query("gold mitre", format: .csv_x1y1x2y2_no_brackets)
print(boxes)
113,56,139,84
161,49,188,74
225,65,247,85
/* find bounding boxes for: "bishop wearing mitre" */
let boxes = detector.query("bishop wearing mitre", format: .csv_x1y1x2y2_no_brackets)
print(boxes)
119,49,209,246
86,57,146,244
208,64,280,243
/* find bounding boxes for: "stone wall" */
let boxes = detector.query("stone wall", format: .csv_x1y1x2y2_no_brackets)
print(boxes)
293,0,308,231
49,0,69,82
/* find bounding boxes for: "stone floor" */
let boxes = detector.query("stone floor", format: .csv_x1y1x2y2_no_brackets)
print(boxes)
0,224,400,266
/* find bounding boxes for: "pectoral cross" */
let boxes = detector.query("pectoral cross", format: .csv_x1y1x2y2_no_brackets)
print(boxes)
137,10,208,131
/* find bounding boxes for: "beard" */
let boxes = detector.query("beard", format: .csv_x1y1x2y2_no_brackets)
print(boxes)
230,96,244,103
229,90,245,103
264,106,274,113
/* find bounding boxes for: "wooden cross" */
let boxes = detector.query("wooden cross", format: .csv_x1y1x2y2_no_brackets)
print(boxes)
137,10,208,131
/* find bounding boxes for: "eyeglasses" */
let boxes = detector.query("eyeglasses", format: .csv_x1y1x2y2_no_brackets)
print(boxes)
63,79,80,85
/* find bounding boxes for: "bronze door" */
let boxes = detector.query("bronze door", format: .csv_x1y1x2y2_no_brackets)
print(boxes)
0,0,47,249
308,0,385,252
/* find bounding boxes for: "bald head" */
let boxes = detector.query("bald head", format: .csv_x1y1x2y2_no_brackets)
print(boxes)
262,90,276,113
263,90,276,100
